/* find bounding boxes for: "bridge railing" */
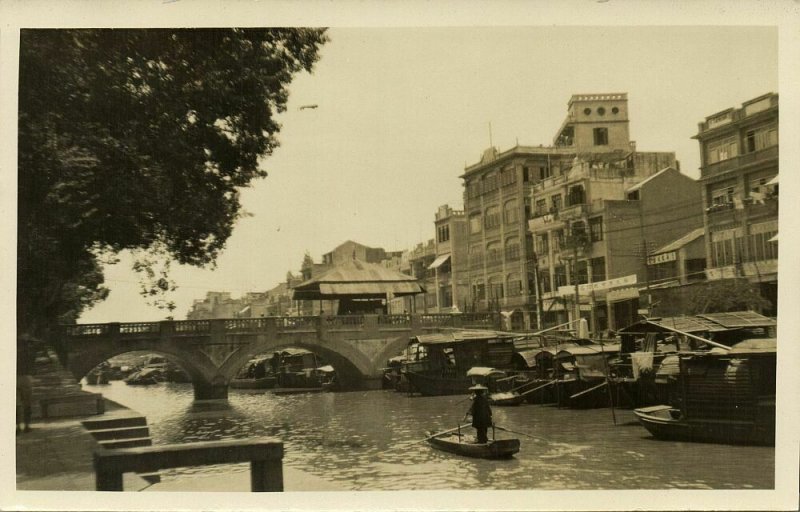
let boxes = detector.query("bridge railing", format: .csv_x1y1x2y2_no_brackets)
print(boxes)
61,313,502,340
324,315,364,329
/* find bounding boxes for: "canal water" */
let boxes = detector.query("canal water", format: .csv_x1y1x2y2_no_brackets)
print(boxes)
85,381,774,490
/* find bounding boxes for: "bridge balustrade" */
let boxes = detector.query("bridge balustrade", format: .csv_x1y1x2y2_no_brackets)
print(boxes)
173,320,211,333
377,314,411,327
275,316,318,331
324,315,365,329
224,317,272,332
119,322,160,334
65,323,111,336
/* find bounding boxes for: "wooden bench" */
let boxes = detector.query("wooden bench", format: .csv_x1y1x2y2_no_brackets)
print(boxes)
94,437,283,491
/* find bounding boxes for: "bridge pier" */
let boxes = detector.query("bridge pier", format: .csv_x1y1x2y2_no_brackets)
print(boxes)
193,382,229,401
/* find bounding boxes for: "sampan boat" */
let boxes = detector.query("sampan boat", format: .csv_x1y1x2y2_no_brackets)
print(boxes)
426,431,520,459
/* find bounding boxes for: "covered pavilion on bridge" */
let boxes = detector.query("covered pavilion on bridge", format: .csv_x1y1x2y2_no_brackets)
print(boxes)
291,258,424,315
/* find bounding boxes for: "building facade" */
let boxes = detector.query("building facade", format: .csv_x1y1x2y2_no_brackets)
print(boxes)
429,204,469,312
461,93,689,330
693,93,778,315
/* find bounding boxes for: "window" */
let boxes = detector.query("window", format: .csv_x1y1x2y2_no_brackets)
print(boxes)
593,127,609,146
522,166,530,182
706,136,738,164
567,185,585,206
488,278,504,300
486,241,502,264
484,206,501,229
591,257,606,282
535,233,549,254
539,166,551,180
575,260,589,285
552,229,564,252
483,172,499,193
550,194,562,212
503,200,519,224
589,216,603,242
469,244,483,266
437,224,450,243
538,271,551,293
467,180,481,199
501,168,516,187
473,282,486,300
534,199,548,216
524,197,532,219
710,186,735,207
507,273,523,296
745,124,778,153
554,265,567,288
505,237,521,261
469,213,482,234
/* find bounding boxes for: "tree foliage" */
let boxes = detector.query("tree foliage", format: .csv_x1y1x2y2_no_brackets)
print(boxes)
686,278,771,314
18,28,328,335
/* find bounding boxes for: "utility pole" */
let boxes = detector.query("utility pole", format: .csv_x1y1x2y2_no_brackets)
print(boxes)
637,203,653,317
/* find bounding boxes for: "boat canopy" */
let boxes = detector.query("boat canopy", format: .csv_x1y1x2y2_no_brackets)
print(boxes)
512,350,538,369
410,330,516,346
619,311,775,334
466,366,505,377
729,338,777,354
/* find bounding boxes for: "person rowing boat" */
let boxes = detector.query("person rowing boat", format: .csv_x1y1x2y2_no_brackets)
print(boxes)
463,384,492,443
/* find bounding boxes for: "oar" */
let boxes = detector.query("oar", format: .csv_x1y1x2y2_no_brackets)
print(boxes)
517,379,557,397
569,380,607,399
420,423,472,442
493,425,550,443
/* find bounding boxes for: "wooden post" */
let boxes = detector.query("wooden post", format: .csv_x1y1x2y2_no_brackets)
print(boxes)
251,460,284,492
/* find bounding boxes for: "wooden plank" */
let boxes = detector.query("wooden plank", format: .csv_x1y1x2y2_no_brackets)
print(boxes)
94,437,284,491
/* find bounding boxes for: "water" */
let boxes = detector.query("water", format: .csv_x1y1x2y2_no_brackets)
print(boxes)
85,381,774,490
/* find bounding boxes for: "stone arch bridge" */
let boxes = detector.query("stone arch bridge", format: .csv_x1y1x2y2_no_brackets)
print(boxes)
56,313,500,400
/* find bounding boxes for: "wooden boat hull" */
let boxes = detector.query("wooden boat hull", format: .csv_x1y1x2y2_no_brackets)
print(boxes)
427,433,520,459
634,405,691,441
489,392,524,406
230,376,277,389
271,387,325,395
405,371,471,396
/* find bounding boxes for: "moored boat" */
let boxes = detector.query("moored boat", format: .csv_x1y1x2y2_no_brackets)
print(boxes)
633,405,690,441
634,338,776,445
426,431,520,459
402,330,519,397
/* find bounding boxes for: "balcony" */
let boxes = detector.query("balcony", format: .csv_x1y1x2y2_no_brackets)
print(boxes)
559,203,587,221
701,146,778,180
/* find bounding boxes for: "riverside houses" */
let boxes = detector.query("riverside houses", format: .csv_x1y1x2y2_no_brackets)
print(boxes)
461,93,681,330
693,93,778,316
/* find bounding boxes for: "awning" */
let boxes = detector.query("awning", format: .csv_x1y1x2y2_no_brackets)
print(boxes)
769,233,778,242
428,254,451,270
316,281,423,296
766,175,779,186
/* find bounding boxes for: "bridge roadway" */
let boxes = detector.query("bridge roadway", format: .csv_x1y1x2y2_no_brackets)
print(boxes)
57,313,501,400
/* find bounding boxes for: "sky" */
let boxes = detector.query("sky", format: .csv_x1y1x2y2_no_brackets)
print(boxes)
79,25,778,323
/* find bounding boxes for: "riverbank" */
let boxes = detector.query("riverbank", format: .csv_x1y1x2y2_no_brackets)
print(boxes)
16,398,339,492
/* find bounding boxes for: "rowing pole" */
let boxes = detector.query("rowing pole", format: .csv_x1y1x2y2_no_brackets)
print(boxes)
492,425,550,443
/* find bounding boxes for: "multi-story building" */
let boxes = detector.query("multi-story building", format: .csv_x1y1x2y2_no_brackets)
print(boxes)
401,239,436,312
693,93,778,315
529,159,701,331
462,93,685,330
429,204,469,312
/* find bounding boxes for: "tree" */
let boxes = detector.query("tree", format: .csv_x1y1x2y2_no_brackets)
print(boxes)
18,28,328,336
686,279,771,314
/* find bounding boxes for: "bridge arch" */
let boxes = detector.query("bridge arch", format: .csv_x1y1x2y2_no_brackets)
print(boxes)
66,338,224,400
219,334,380,390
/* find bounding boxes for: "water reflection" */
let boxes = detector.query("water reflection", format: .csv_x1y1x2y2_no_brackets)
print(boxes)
87,381,774,490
